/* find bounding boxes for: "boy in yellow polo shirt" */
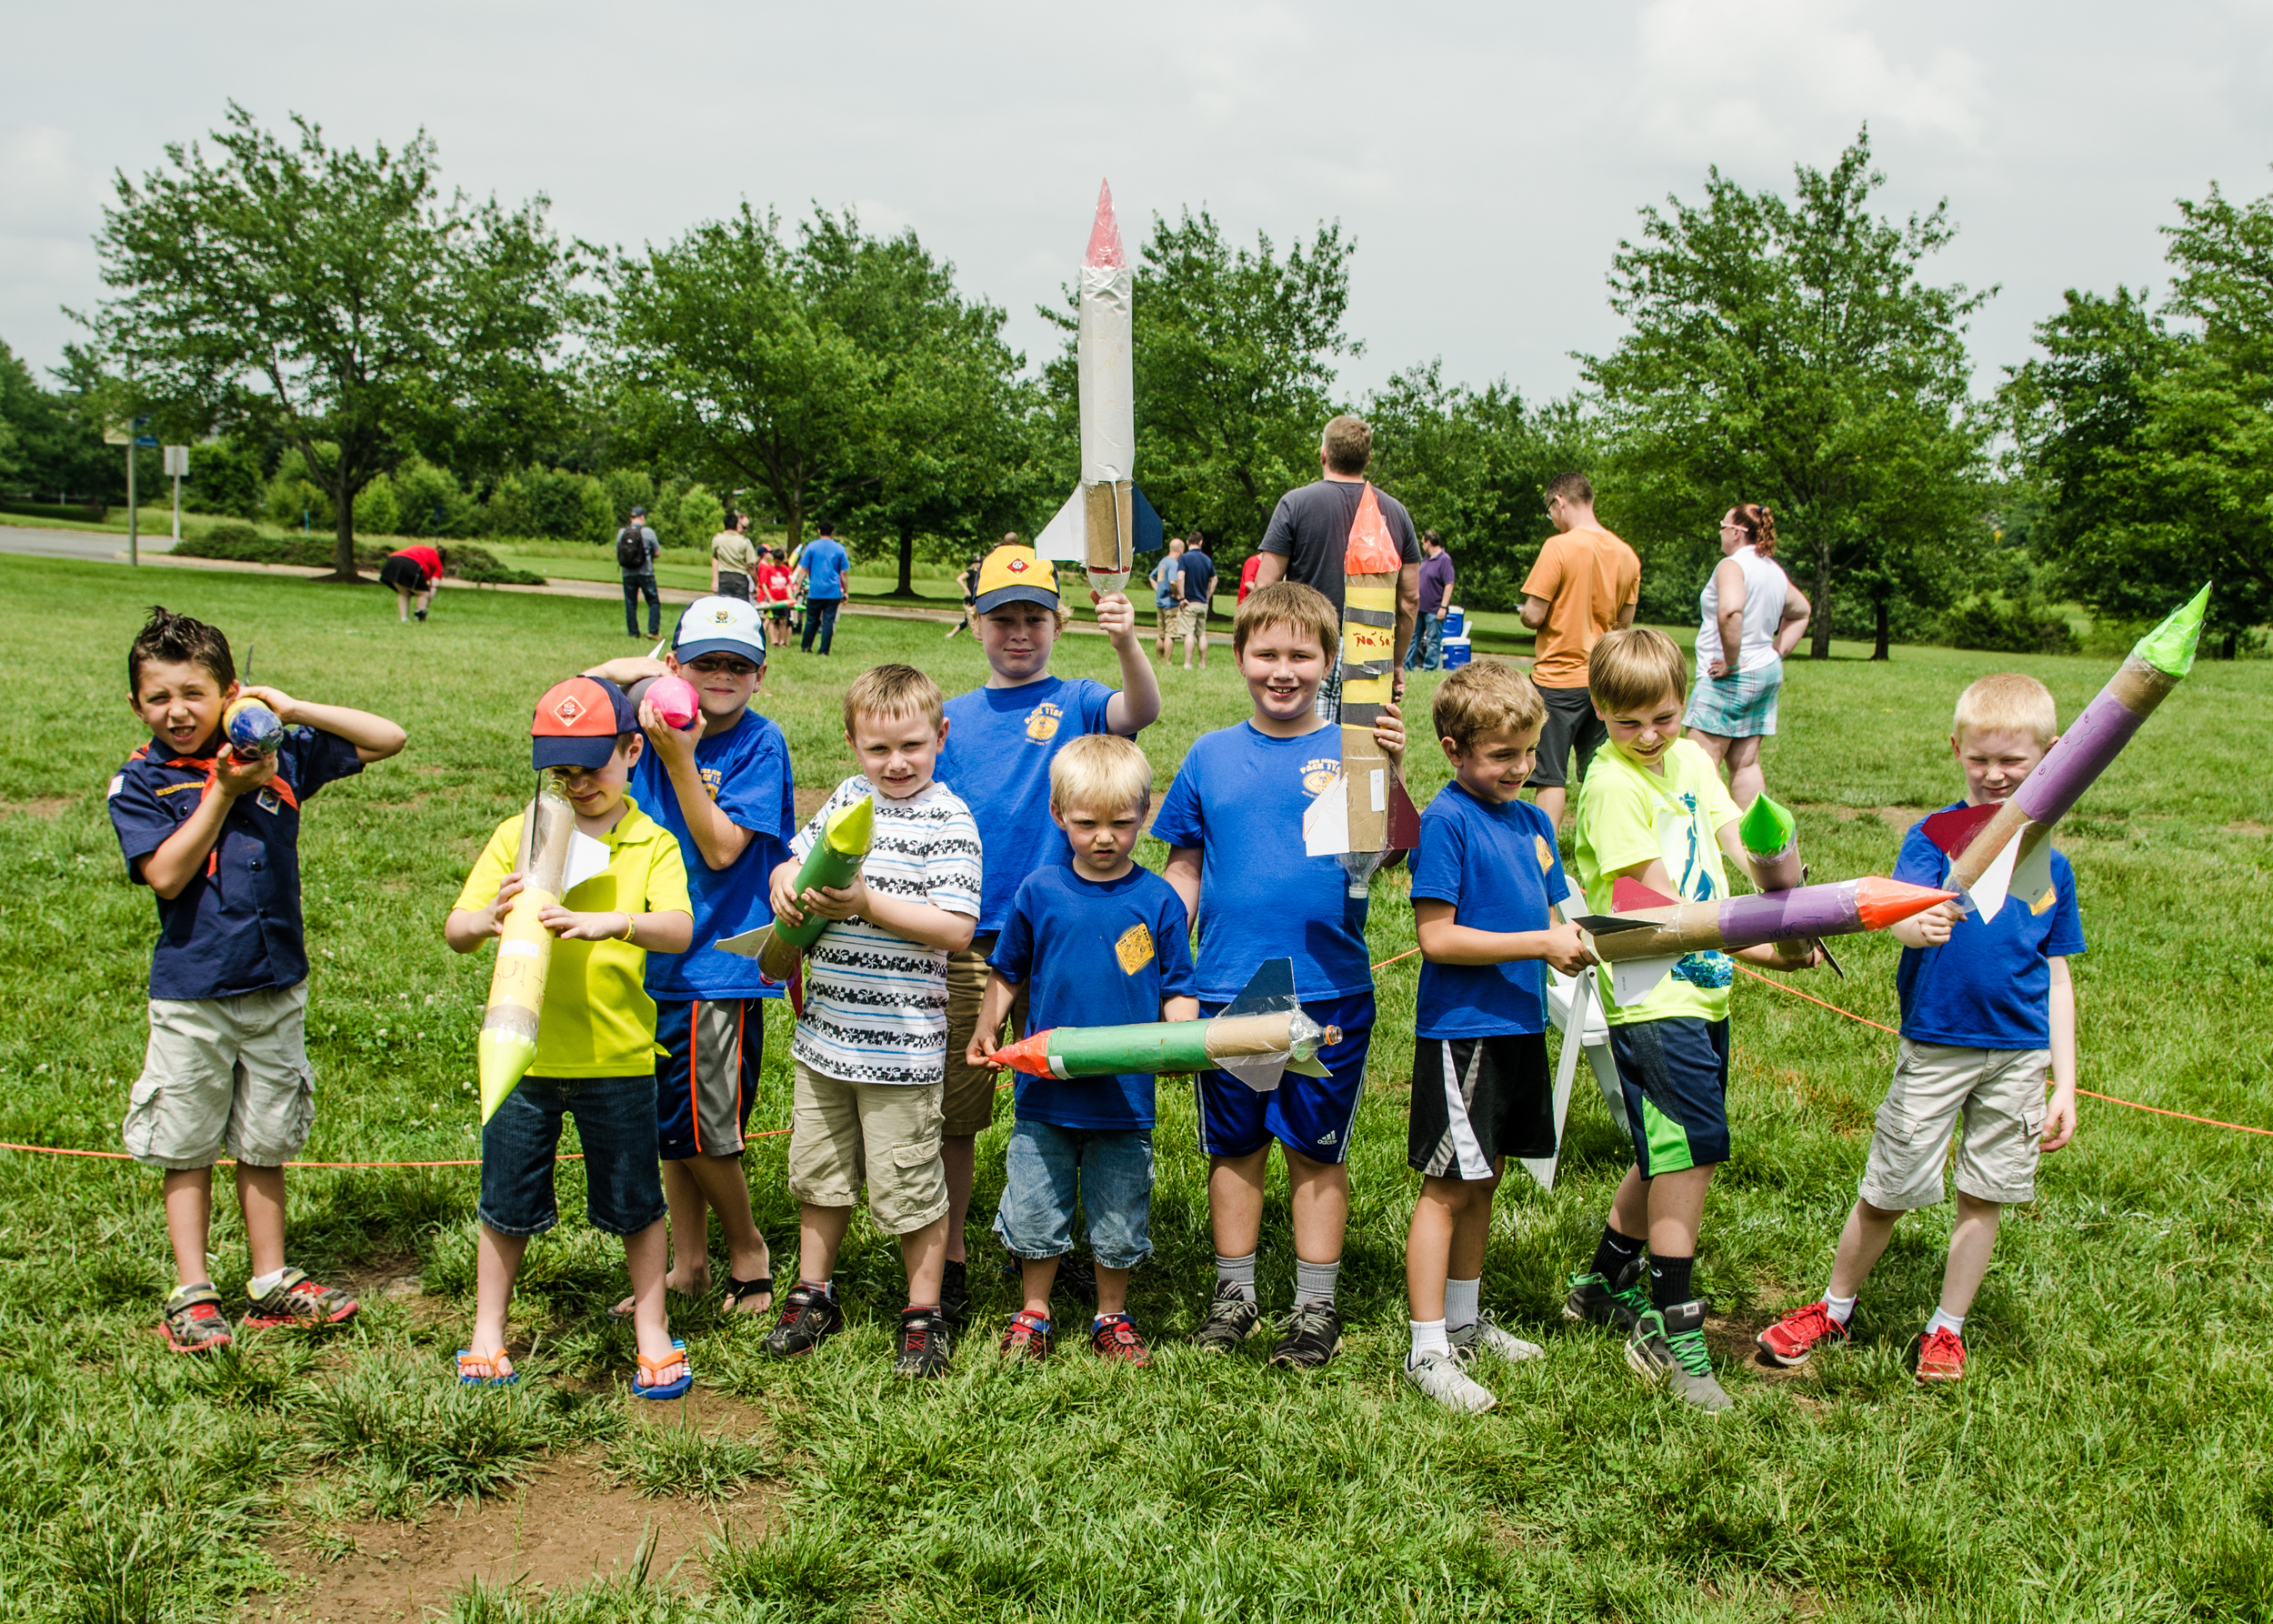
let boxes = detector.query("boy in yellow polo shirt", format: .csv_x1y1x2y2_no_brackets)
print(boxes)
446,677,695,1397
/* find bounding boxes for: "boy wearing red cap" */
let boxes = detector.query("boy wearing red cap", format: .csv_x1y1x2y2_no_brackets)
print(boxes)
446,676,695,1397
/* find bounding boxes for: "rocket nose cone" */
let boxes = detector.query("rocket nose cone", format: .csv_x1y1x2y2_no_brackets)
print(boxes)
1852,877,1959,931
989,1029,1056,1078
826,795,876,857
1086,180,1126,269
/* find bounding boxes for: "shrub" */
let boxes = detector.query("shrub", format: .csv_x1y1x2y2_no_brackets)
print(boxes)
393,456,476,537
485,466,599,542
1939,596,2080,656
676,482,725,548
352,473,399,537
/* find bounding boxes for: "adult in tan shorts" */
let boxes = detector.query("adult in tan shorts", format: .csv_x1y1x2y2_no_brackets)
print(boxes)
1518,472,1639,828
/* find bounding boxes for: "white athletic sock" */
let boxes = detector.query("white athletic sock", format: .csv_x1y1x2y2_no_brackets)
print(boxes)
1926,1308,1965,1339
1215,1252,1257,1303
1409,1318,1450,1363
1824,1291,1857,1326
247,1268,290,1298
1294,1258,1341,1308
1444,1277,1482,1331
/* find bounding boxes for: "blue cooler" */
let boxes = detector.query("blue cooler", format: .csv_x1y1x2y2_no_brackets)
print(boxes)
1443,605,1466,639
1441,636,1472,667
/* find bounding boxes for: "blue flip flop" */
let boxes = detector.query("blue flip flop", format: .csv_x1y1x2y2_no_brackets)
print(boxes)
456,1348,520,1387
632,1338,693,1400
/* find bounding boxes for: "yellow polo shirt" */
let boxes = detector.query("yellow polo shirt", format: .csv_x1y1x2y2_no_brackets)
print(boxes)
455,796,692,1078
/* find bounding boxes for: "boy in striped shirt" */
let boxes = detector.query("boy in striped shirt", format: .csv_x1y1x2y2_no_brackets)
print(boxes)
763,666,982,1376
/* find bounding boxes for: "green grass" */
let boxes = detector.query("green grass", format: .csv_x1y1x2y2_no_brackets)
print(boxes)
1,554,2270,1621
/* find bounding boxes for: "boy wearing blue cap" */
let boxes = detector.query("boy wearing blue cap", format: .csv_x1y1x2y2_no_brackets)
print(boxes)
446,676,694,1397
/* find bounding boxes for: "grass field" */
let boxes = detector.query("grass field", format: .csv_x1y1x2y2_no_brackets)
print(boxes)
1,554,2269,1623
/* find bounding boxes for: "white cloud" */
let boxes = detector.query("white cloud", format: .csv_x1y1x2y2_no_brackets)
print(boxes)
0,125,110,235
1630,0,1988,165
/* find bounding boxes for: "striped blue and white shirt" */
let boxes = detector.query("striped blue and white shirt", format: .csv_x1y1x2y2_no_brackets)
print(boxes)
790,774,982,1085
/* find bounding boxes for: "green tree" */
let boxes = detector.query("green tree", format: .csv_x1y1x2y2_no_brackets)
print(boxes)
88,104,579,578
1585,129,1992,658
2007,177,2273,652
1042,210,1357,556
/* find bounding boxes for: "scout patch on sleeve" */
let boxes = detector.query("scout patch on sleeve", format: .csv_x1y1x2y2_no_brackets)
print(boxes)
1114,922,1156,976
1535,833,1555,871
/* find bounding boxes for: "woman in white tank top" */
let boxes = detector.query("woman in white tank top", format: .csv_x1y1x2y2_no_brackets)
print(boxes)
1683,504,1811,807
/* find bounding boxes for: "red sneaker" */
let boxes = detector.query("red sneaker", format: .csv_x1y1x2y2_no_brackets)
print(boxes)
1756,1300,1850,1368
1916,1327,1966,1384
1090,1314,1152,1366
998,1310,1052,1363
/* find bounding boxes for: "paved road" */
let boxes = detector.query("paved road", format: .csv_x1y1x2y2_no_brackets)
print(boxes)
0,526,175,562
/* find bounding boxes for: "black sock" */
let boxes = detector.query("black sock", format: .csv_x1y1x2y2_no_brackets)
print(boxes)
1649,1253,1695,1310
1591,1226,1647,1283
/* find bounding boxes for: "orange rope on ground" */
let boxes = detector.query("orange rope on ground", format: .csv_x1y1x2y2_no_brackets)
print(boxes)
1734,963,2273,1139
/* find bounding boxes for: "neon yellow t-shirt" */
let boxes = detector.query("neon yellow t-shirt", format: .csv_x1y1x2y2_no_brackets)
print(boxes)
454,796,693,1078
1571,737,1742,1027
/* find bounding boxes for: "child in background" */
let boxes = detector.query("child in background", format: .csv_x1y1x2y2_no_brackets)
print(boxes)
587,595,795,1319
1154,581,1403,1369
757,549,795,651
446,677,693,1395
1402,663,1592,1413
968,736,1197,1365
110,607,406,1352
765,665,981,1377
934,542,1159,1328
1562,628,1819,1412
1757,673,2081,1384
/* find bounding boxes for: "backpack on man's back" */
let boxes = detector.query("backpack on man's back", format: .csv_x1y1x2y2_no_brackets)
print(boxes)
616,526,655,571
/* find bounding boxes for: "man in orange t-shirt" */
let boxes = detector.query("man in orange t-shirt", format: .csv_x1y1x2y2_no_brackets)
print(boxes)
1518,472,1640,827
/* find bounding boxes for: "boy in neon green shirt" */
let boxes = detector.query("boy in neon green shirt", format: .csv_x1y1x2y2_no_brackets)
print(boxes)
1561,629,1819,1411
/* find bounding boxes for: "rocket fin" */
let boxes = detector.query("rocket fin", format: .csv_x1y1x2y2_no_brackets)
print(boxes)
1132,485,1163,556
2009,829,2056,915
562,831,612,896
1223,957,1298,1020
1034,487,1086,562
1965,830,2022,923
1922,801,1998,858
1386,775,1422,851
1302,771,1353,857
1282,1052,1333,1078
1613,876,1680,912
713,925,767,957
1523,966,1592,1190
1610,954,1682,1007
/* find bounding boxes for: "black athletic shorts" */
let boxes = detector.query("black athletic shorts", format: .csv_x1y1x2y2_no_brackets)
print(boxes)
1529,683,1604,791
379,555,429,593
1407,1032,1554,1178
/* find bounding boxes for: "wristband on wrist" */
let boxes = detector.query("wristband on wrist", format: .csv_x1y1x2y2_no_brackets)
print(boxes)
616,913,637,942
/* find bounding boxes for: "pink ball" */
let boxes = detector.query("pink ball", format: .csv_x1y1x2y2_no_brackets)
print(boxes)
647,674,701,730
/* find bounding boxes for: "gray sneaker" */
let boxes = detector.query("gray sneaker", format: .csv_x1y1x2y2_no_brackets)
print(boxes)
1449,1311,1545,1366
1403,1349,1497,1414
1193,1280,1264,1353
1626,1299,1731,1413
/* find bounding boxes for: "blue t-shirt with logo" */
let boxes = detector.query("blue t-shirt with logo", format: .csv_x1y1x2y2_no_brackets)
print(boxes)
1411,782,1567,1038
989,863,1197,1129
800,537,850,599
628,708,796,998
936,676,1120,933
1893,804,2087,1049
1149,720,1373,1002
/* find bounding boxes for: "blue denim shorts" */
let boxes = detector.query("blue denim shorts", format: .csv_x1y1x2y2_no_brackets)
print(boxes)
992,1118,1154,1269
478,1072,667,1238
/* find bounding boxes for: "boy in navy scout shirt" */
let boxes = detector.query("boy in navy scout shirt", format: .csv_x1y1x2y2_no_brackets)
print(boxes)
967,736,1197,1366
1154,581,1404,1370
1401,662,1593,1413
932,541,1159,1328
588,595,795,1320
108,606,406,1352
1757,672,2083,1385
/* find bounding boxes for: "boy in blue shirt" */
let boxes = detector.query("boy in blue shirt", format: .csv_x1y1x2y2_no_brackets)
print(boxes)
1758,672,2083,1384
589,595,796,1318
966,735,1197,1365
934,542,1159,1328
108,606,406,1352
1402,663,1593,1412
1155,580,1404,1369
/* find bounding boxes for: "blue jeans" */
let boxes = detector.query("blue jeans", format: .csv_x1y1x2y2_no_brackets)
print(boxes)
478,1072,666,1237
1405,610,1446,671
622,573,660,637
993,1118,1155,1268
801,596,841,654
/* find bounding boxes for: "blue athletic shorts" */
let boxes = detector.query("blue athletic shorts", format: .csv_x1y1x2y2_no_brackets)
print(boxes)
1194,991,1373,1164
654,997,762,1160
1607,1016,1730,1178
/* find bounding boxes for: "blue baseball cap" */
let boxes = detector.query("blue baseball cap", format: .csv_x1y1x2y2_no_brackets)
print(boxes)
530,676,641,770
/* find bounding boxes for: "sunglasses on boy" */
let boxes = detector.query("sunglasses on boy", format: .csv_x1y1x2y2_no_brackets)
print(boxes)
685,656,760,677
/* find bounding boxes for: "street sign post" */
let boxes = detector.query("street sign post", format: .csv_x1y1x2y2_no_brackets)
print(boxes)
106,417,157,566
164,445,189,543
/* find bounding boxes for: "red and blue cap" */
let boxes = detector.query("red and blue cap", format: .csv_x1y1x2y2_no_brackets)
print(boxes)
530,676,640,770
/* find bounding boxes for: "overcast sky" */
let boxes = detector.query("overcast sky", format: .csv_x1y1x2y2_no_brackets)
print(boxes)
7,0,2273,408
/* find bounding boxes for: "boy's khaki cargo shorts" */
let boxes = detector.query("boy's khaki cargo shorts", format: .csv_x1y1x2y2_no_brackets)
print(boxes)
786,1061,948,1234
123,981,315,1169
1860,1038,2049,1209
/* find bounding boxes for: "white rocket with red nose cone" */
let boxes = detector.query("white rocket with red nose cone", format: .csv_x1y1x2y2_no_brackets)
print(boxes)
1034,180,1161,593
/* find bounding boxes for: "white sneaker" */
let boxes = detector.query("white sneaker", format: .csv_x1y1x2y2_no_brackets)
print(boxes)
1450,1312,1546,1366
1403,1349,1497,1414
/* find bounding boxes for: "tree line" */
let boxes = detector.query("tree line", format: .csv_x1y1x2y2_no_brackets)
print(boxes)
4,105,2265,654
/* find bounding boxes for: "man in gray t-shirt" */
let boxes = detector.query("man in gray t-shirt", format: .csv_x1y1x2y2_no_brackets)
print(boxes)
1250,414,1422,711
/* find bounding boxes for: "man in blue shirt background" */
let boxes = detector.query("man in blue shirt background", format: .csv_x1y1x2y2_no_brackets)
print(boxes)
794,521,853,655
